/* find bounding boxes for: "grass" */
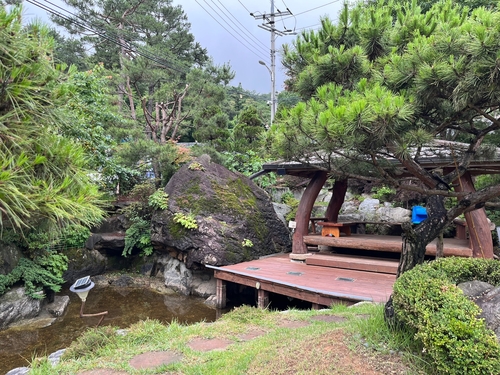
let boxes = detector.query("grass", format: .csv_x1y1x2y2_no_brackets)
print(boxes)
28,303,431,375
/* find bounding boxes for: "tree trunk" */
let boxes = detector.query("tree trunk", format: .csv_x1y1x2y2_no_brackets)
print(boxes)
397,194,447,276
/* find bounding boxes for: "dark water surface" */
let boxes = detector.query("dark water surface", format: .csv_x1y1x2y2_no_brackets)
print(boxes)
0,286,216,374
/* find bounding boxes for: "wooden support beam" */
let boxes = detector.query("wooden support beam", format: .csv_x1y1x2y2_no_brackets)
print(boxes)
454,172,493,258
292,171,328,254
216,279,226,309
257,289,269,309
326,179,348,222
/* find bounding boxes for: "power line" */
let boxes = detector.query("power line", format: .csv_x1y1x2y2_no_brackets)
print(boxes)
205,0,268,56
194,0,270,64
215,0,268,50
237,0,252,14
282,1,340,21
27,0,188,74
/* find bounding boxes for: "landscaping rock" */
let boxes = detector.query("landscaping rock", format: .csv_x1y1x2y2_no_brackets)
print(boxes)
458,280,494,299
46,296,70,317
0,287,42,329
151,155,291,268
0,243,23,275
473,286,500,337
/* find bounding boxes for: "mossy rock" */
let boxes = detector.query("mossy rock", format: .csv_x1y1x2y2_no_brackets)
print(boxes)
151,155,291,268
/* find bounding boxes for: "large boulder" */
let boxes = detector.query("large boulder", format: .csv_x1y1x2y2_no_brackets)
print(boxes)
151,155,291,267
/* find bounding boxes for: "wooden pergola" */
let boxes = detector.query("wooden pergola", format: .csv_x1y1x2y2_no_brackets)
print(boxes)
254,141,500,260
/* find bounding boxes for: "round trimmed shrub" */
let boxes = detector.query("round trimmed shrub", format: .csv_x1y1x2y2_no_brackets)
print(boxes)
392,257,500,375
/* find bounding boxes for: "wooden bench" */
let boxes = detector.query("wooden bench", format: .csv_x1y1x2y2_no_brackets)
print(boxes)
316,221,358,237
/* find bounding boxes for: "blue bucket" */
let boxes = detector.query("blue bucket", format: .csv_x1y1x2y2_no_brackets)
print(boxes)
412,206,428,224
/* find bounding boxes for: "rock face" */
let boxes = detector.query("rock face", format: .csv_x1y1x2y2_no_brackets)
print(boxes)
0,287,42,329
0,243,23,275
151,155,291,268
153,254,216,296
62,248,107,284
458,280,500,338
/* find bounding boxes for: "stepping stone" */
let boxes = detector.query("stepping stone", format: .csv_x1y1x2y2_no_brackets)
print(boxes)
78,370,128,375
278,320,310,328
311,315,347,323
238,329,266,341
188,337,233,352
129,351,182,370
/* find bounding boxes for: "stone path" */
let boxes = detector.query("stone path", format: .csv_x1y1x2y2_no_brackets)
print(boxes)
9,315,352,375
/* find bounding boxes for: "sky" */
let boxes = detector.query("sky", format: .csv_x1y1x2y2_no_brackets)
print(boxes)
21,0,344,93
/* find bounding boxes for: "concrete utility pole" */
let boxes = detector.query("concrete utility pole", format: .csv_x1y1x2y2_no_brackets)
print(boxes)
251,0,295,125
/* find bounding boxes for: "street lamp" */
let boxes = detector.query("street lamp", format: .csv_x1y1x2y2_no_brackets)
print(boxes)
258,60,276,125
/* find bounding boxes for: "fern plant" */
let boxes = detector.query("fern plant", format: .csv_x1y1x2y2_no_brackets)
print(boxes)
0,252,68,298
173,212,198,230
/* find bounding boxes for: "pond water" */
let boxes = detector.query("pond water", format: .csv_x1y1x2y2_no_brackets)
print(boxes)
0,286,216,374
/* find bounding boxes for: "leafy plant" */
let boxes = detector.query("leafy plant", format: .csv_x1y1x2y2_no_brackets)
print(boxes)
188,162,205,171
123,218,153,257
371,185,396,202
0,252,68,298
173,212,198,230
148,189,169,210
392,257,500,375
241,238,253,247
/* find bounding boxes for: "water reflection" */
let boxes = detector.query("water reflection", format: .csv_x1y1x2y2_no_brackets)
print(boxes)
0,286,216,374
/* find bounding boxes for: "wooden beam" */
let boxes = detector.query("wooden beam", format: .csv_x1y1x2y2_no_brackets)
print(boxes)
454,172,494,258
216,279,226,309
326,179,348,222
212,269,371,304
293,171,328,254
257,289,269,309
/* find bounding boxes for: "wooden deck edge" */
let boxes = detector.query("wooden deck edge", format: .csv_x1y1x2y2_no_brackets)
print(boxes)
205,265,373,302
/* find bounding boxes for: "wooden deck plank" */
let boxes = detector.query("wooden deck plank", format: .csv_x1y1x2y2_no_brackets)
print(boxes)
208,254,395,304
306,253,399,274
303,234,472,257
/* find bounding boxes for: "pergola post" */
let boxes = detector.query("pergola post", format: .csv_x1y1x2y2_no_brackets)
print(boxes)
325,179,348,222
454,172,493,258
291,171,328,258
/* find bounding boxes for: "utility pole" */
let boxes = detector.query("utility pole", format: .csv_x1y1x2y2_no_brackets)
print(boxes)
251,0,295,125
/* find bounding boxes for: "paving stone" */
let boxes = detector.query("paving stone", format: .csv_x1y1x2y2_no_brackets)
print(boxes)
312,315,347,323
129,351,182,370
188,337,233,352
78,370,128,375
238,329,267,341
278,320,310,328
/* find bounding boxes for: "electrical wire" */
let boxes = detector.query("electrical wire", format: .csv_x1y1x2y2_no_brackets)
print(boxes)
216,0,268,50
205,0,269,55
282,1,340,21
194,0,270,64
27,0,189,74
237,0,252,14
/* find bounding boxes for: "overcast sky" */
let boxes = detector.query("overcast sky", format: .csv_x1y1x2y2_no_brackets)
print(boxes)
22,0,344,93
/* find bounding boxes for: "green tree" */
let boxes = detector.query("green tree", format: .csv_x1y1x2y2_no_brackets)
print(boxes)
272,0,500,279
0,7,105,233
232,106,266,152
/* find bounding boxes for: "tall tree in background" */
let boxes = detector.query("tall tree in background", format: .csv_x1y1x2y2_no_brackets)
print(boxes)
272,0,500,281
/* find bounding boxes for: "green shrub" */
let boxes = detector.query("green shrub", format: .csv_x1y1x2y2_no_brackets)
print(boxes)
392,257,500,375
0,252,68,298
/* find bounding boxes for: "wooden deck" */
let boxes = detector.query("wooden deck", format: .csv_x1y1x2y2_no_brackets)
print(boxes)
207,253,396,308
303,234,472,257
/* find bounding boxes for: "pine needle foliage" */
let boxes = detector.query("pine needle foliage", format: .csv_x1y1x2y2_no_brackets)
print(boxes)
0,5,105,234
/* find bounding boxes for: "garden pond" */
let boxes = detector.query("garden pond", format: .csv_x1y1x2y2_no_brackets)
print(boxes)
0,285,216,374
